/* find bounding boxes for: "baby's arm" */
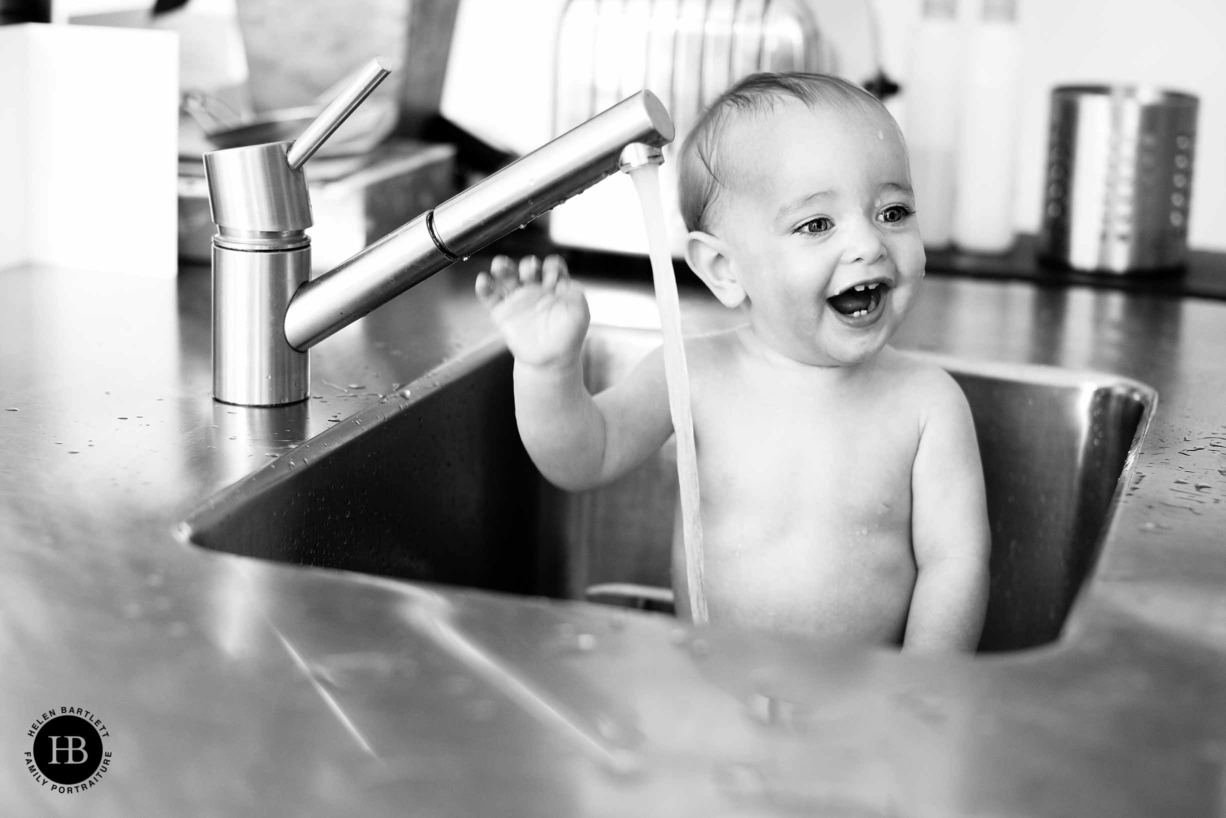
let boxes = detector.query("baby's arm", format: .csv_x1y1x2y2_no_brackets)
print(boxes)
476,255,673,491
904,370,991,653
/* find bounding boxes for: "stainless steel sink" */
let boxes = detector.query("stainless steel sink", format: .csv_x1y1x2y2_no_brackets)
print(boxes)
184,306,1155,653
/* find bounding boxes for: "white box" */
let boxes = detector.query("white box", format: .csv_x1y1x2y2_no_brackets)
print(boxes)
0,23,178,276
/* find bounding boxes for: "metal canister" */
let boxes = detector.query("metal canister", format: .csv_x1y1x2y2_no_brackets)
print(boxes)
1038,85,1199,274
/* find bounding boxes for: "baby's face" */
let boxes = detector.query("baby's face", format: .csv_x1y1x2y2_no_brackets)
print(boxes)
710,99,925,367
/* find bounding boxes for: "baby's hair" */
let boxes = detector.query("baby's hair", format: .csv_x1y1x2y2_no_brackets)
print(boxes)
678,72,900,233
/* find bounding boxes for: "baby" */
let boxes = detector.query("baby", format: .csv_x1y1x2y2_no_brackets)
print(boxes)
476,73,990,652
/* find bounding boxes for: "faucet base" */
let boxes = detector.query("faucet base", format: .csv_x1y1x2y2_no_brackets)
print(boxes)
212,244,310,406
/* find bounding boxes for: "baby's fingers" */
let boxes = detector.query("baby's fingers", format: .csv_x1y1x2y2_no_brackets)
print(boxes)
518,255,543,285
475,271,500,307
541,254,567,290
490,254,520,295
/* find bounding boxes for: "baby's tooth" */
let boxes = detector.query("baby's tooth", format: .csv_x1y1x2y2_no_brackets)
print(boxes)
854,284,866,292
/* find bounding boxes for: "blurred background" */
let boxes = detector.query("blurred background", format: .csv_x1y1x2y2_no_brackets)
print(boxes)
13,0,1226,259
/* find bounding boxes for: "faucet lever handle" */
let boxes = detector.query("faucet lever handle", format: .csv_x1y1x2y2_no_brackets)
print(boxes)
286,57,392,170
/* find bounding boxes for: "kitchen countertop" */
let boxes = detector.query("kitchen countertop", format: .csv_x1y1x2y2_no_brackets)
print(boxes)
2,251,1225,816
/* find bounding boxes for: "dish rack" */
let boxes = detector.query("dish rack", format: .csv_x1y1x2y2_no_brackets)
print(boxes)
548,0,828,257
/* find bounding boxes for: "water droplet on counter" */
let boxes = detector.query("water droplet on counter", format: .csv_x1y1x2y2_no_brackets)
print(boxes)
442,674,476,696
462,698,498,722
745,689,810,730
347,384,366,390
5,407,17,412
68,450,79,454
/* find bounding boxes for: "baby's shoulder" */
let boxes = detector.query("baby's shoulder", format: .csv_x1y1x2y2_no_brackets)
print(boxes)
875,348,970,411
875,349,976,437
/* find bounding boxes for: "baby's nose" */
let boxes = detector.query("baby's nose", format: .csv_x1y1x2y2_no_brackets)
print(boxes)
840,217,887,265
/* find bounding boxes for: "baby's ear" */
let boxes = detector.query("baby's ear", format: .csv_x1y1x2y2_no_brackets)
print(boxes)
685,231,746,309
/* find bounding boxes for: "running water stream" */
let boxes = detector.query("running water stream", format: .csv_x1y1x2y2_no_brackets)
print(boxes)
626,163,708,624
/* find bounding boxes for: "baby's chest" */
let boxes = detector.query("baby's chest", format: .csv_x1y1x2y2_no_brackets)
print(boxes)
695,393,920,516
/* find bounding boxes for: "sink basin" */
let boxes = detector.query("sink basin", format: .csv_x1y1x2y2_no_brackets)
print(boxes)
184,308,1155,652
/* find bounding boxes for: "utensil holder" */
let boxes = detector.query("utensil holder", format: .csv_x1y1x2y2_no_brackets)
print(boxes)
1037,85,1198,274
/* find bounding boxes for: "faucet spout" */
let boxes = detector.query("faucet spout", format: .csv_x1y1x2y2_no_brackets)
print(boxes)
283,90,673,352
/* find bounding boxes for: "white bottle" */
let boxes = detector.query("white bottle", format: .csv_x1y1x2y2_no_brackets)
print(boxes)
951,0,1023,254
906,0,963,249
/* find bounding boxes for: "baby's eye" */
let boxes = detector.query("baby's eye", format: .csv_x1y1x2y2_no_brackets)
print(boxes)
797,216,835,234
879,204,914,224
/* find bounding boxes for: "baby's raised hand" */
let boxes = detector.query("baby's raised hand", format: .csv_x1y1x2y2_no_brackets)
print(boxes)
475,254,590,370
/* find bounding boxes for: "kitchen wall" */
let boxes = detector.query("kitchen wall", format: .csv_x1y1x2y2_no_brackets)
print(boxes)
53,0,1226,251
444,0,1224,252
878,0,1226,252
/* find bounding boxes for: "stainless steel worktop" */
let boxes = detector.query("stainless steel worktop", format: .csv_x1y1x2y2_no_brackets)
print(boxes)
1,256,1224,816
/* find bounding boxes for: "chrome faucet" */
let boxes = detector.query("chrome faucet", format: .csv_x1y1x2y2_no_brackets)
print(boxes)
203,58,674,407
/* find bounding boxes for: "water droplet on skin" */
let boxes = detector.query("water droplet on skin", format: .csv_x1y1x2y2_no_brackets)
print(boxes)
715,762,768,799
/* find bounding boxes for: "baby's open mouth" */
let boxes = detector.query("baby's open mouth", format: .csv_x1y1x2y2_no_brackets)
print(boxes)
827,281,889,318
